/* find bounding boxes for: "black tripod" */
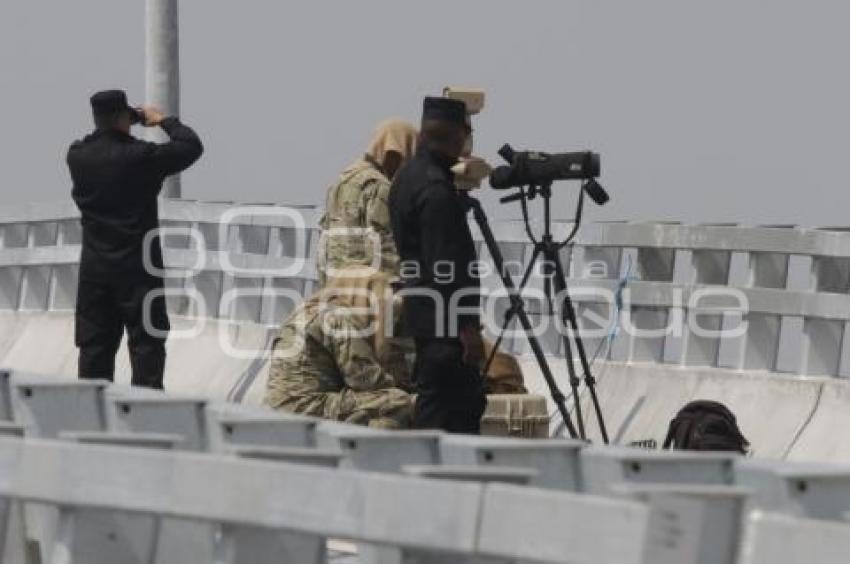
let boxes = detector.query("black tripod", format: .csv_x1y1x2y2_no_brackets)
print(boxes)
460,192,580,439
474,183,609,443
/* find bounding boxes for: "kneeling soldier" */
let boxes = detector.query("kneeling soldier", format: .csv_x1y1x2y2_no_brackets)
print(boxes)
263,269,413,429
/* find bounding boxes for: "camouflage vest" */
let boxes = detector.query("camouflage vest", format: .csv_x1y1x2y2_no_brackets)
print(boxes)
317,159,399,286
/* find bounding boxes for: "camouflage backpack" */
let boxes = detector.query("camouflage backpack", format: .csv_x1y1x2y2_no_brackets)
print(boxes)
662,400,750,454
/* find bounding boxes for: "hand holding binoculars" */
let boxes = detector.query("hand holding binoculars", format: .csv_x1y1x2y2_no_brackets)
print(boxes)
129,105,166,127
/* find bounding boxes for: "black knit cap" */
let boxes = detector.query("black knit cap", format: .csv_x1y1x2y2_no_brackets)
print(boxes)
90,90,133,116
422,96,467,127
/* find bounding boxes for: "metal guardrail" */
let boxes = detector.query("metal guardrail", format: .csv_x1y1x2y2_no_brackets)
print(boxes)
0,199,848,377
2,370,850,563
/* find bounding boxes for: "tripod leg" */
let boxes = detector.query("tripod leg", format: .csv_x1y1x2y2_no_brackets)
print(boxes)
465,196,579,439
552,255,610,444
557,326,586,439
542,246,586,440
509,295,579,439
482,244,542,376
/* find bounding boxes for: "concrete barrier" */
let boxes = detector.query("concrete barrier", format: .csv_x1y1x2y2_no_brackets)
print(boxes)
402,464,538,486
5,315,850,463
317,427,443,473
207,413,319,452
51,432,180,564
738,511,850,564
524,358,837,461
233,445,344,468
476,484,652,563
105,392,209,451
581,447,736,494
784,379,850,463
440,435,585,490
735,459,850,520
2,200,850,464
0,437,486,559
11,378,108,438
616,484,750,564
5,369,850,561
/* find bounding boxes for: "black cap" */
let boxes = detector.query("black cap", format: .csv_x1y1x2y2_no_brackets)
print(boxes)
90,90,133,116
422,96,467,127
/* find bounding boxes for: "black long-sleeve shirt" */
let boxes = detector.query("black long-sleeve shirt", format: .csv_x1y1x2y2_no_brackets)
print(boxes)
389,146,480,338
67,118,203,279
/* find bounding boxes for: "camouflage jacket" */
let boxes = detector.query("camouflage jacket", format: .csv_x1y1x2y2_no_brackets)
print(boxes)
317,158,399,285
264,298,403,408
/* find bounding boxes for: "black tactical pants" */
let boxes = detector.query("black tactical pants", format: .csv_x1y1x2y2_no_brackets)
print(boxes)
413,337,487,434
75,273,169,389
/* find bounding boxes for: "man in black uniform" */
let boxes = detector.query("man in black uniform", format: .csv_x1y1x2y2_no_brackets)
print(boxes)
389,97,486,433
67,90,203,388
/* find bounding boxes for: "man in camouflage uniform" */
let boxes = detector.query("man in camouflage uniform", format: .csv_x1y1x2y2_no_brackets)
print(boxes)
264,269,413,428
317,120,417,286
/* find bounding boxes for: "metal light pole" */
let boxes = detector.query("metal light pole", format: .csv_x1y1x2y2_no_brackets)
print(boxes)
145,0,181,198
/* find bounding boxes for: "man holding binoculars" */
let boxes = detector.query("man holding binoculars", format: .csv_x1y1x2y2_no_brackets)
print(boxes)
67,89,203,389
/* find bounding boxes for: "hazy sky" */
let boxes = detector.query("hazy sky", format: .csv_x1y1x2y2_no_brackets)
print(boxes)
1,1,848,225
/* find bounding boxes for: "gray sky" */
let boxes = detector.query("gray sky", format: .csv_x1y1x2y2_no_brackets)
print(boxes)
1,1,848,225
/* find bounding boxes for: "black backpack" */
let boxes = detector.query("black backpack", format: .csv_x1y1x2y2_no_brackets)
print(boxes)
662,400,750,454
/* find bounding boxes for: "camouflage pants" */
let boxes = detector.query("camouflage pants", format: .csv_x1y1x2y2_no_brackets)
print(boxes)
272,387,413,429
